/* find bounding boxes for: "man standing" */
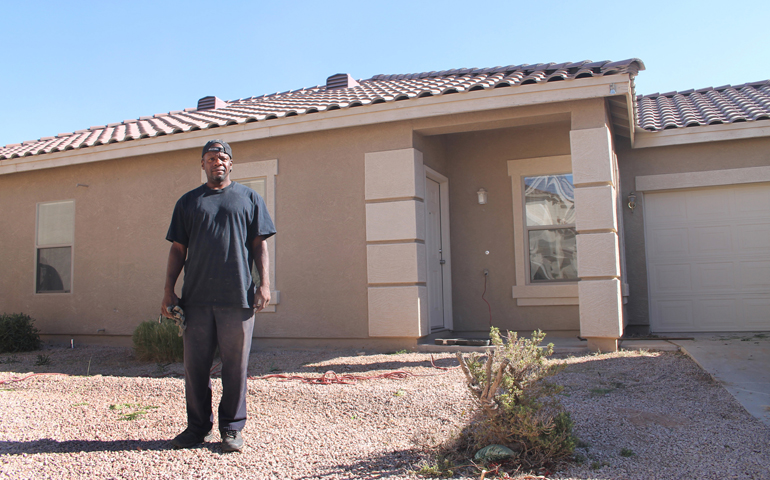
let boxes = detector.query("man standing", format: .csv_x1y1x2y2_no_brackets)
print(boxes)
161,139,275,452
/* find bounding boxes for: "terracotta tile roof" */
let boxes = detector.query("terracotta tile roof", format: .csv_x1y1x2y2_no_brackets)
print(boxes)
636,80,770,132
0,59,644,160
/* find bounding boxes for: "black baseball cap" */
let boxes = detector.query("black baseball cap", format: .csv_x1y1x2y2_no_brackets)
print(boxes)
202,139,232,159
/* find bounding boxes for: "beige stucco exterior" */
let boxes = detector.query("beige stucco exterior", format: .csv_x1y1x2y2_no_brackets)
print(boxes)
617,135,770,331
6,71,764,351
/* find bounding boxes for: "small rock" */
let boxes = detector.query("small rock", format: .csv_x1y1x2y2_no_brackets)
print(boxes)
474,444,516,463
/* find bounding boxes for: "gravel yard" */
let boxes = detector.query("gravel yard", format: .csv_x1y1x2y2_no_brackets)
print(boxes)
1,345,769,479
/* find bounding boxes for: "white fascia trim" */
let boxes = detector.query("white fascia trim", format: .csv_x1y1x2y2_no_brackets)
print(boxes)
633,120,770,149
636,165,770,192
0,75,629,176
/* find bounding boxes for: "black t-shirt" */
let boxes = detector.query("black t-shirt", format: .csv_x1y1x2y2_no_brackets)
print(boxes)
166,182,276,308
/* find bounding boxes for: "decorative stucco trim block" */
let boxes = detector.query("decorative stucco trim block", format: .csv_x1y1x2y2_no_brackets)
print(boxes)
574,185,617,232
366,243,426,284
575,232,620,278
578,278,623,338
570,126,614,186
586,337,619,353
512,284,579,305
635,165,770,192
365,149,425,201
365,200,425,242
512,284,578,298
368,286,428,337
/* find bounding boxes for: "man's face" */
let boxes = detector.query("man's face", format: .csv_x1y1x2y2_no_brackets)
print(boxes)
201,144,232,185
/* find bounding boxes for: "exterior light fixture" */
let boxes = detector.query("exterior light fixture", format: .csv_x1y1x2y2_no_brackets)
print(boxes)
477,188,488,205
609,83,617,94
628,192,637,212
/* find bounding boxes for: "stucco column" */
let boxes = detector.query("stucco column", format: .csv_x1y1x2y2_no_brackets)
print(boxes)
364,148,428,337
570,123,623,352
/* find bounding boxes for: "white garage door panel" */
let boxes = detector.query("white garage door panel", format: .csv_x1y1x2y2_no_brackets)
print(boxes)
696,262,734,290
646,184,770,332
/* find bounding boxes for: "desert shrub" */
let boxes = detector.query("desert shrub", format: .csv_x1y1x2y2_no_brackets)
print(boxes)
132,318,183,363
455,328,575,469
0,313,41,353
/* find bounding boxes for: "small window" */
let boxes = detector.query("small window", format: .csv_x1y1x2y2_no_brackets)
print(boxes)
36,200,74,293
240,178,267,284
240,178,266,199
524,174,577,282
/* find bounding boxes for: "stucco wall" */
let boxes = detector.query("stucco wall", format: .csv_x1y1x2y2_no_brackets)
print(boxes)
0,121,414,341
617,135,770,328
437,122,580,333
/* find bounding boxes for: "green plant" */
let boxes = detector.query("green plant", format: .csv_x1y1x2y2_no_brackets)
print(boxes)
34,354,51,366
0,313,41,353
109,403,158,421
389,349,409,355
394,388,406,397
132,318,183,363
413,456,455,478
620,448,635,457
589,388,614,396
0,355,20,364
455,328,576,469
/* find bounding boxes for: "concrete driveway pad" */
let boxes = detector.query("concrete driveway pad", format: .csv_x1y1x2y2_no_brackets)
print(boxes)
674,333,770,426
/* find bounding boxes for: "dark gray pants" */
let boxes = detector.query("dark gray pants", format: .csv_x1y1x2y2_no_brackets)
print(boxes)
183,306,254,434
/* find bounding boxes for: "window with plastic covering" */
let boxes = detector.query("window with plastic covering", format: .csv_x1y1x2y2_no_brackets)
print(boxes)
523,174,577,282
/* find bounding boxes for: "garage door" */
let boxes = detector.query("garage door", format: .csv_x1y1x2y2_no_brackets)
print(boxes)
645,183,770,332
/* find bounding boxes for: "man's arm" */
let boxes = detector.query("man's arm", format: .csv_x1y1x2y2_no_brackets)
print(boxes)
161,241,187,318
252,235,270,312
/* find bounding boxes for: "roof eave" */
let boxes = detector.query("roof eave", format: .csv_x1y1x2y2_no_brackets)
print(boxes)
0,74,629,176
633,120,770,149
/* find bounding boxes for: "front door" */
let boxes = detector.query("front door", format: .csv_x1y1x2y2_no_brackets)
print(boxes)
426,177,445,330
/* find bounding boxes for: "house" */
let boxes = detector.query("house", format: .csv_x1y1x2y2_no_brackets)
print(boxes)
1,59,769,352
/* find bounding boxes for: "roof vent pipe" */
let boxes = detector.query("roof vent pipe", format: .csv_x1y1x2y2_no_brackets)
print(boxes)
197,96,228,111
326,73,359,90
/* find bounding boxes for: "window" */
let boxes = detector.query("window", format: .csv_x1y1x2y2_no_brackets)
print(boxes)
239,177,267,285
36,200,74,293
507,155,578,306
202,159,279,311
524,174,577,282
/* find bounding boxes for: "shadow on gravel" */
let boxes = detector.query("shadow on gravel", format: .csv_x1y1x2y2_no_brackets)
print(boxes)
303,357,460,374
0,438,182,454
291,448,424,479
0,346,461,380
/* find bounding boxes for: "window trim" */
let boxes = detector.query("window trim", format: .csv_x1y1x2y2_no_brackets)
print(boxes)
34,199,75,295
201,159,279,312
507,156,578,306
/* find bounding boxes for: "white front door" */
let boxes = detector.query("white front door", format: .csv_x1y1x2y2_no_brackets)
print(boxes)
645,183,770,332
426,177,445,330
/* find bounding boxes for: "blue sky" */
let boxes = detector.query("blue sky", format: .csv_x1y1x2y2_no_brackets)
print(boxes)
2,0,768,147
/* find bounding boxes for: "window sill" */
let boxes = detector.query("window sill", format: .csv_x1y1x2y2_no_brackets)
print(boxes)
512,284,578,306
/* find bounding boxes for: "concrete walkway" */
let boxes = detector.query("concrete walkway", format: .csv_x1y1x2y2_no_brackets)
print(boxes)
672,333,770,426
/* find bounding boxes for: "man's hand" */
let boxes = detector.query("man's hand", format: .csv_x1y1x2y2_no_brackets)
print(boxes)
252,235,270,314
162,242,187,319
254,284,270,313
161,290,180,319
